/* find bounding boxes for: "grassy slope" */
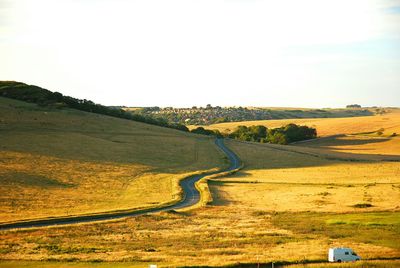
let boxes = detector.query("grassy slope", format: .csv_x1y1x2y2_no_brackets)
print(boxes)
295,134,400,157
1,99,399,267
1,139,399,266
205,109,400,137
205,109,400,158
0,97,225,222
289,110,400,157
216,140,400,213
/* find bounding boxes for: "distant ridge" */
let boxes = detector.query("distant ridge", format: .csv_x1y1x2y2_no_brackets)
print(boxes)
130,105,375,126
0,81,189,132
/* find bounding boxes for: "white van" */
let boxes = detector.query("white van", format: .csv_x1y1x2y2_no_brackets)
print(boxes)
328,247,361,262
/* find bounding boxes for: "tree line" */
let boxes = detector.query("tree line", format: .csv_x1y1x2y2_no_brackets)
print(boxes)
191,124,317,145
0,81,189,132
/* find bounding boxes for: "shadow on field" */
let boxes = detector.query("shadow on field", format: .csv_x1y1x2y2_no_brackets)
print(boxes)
0,172,75,188
208,182,237,206
0,96,219,172
303,135,391,147
228,139,400,170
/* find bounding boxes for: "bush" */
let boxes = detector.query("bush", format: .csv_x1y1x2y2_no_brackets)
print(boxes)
229,125,267,142
267,124,316,144
229,124,316,145
190,127,222,137
352,203,373,208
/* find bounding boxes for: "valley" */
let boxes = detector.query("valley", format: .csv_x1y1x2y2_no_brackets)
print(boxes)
0,90,399,267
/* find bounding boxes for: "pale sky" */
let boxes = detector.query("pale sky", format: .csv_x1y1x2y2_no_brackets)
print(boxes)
1,0,399,108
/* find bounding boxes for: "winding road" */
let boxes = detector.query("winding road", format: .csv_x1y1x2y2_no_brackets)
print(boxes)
0,138,241,231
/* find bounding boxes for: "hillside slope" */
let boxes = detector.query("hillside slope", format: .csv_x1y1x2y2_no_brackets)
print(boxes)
0,97,225,222
206,109,400,137
205,109,400,158
1,127,399,266
0,81,189,131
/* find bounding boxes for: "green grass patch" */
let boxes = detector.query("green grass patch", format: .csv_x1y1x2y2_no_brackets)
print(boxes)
271,212,400,249
326,213,400,226
0,261,154,268
285,260,400,267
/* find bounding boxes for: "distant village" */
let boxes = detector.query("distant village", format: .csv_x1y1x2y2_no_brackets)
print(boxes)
125,105,374,125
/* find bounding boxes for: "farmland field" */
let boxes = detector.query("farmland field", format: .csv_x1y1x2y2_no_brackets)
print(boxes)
203,109,400,160
204,108,400,137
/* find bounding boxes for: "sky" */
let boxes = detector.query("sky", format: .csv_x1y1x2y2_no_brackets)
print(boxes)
1,0,400,108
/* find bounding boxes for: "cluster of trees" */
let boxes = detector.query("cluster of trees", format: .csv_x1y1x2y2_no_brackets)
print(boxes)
190,127,223,137
190,123,317,145
229,124,317,145
267,124,317,144
0,81,189,132
346,104,362,108
229,125,268,142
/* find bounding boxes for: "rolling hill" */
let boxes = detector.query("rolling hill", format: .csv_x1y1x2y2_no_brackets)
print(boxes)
205,109,400,137
1,126,399,267
204,109,400,159
0,84,399,267
0,96,225,222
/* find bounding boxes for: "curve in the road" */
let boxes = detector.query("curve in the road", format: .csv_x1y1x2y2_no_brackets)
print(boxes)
0,138,241,231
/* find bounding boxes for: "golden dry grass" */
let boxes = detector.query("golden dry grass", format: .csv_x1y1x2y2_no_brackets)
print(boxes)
287,260,400,267
295,135,400,157
211,140,400,213
0,261,150,268
204,109,400,137
1,139,399,266
212,182,400,213
200,108,400,159
1,97,399,266
0,207,398,267
0,97,225,222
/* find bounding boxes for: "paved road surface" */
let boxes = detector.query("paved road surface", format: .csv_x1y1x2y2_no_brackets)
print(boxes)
0,138,241,230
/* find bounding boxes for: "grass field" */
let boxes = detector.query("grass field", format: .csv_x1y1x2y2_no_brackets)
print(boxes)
213,140,400,213
0,261,150,268
296,134,400,156
0,97,226,222
204,108,400,137
1,139,399,267
1,260,400,268
2,207,398,266
1,98,399,267
201,109,400,159
287,260,400,267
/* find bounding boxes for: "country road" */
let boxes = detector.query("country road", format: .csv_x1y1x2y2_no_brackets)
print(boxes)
0,138,241,231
